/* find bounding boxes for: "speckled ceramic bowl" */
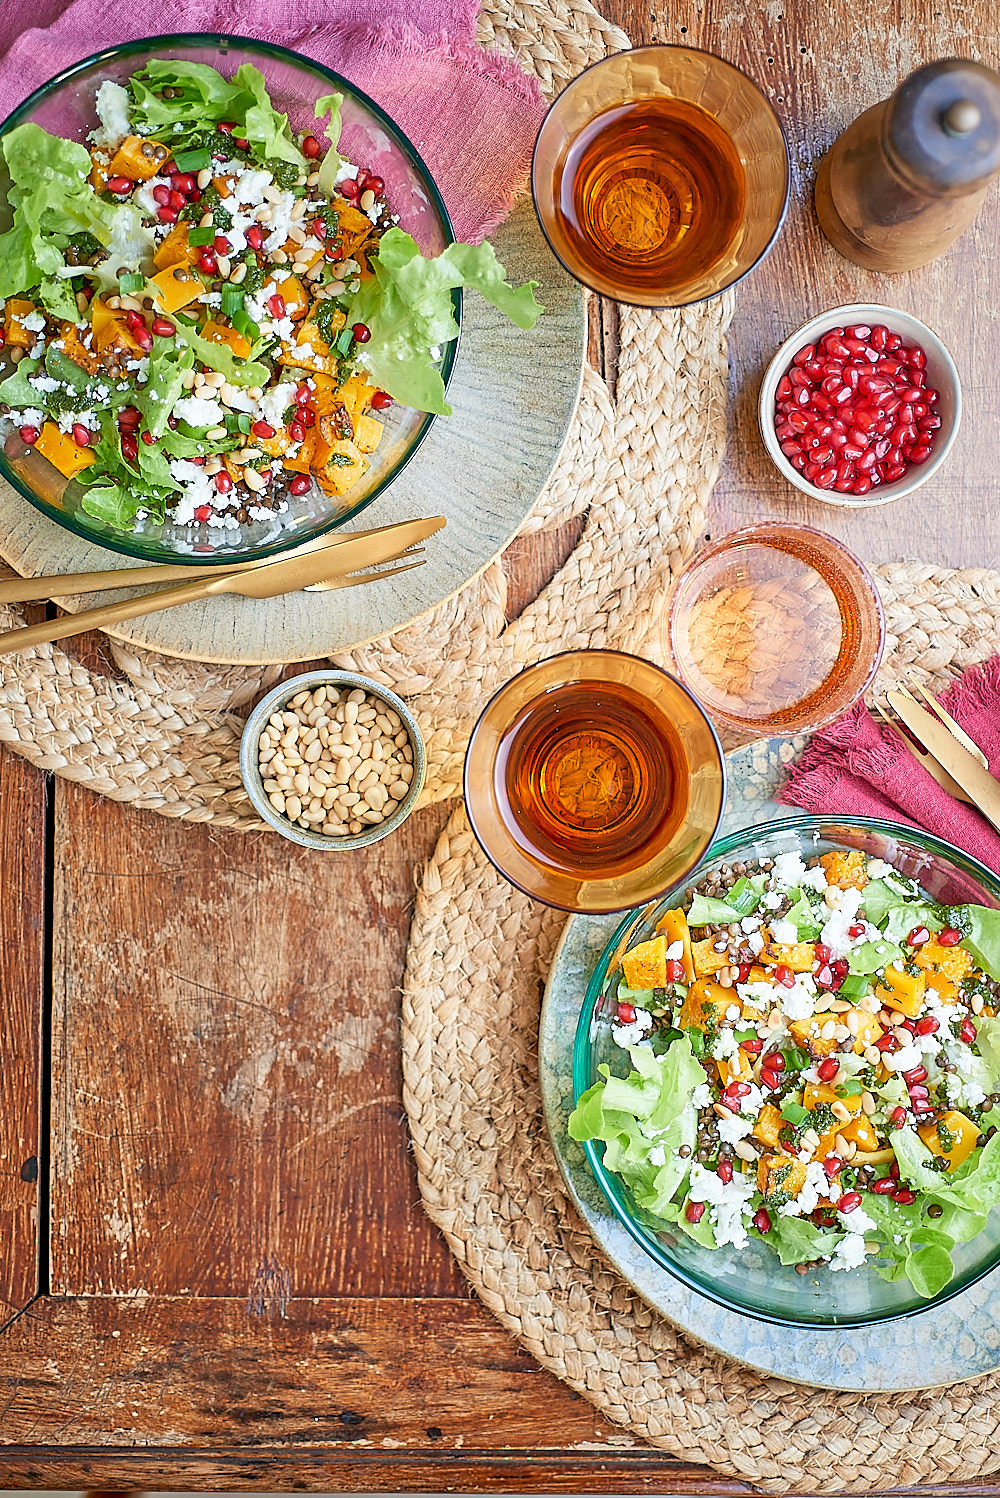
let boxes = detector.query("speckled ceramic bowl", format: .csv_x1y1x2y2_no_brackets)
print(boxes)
573,816,1000,1327
240,669,425,850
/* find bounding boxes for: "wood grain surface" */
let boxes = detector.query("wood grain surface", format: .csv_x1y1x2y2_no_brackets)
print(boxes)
2,0,1000,1490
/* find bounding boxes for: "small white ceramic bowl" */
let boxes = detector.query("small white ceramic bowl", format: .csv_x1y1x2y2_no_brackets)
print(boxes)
758,303,961,508
240,670,426,851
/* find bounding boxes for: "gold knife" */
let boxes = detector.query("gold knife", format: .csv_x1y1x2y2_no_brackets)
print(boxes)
0,520,441,604
0,517,445,657
885,689,1000,834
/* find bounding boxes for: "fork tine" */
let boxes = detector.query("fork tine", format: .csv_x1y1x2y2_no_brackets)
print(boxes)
903,672,990,768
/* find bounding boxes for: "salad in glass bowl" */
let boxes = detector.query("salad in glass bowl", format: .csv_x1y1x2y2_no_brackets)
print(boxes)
571,825,1000,1313
0,39,542,559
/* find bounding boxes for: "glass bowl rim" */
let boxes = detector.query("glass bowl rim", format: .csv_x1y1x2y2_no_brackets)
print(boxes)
0,31,460,564
664,519,887,735
572,812,1000,1328
529,41,791,310
463,646,728,915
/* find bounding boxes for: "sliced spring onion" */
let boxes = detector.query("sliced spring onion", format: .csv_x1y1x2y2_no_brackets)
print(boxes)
335,326,354,356
220,285,246,318
187,225,216,247
232,309,260,344
117,271,144,294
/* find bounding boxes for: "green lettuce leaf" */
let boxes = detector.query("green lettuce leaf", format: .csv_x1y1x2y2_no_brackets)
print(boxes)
952,905,1000,981
314,92,344,197
687,892,742,927
232,63,305,167
347,228,543,415
168,319,269,390
905,1243,956,1298
766,1214,840,1267
786,887,822,939
847,938,903,975
132,340,195,438
883,902,944,944
129,61,304,165
0,356,43,407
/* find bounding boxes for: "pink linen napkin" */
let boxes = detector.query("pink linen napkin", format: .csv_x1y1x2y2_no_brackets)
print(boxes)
0,0,547,245
778,655,1000,875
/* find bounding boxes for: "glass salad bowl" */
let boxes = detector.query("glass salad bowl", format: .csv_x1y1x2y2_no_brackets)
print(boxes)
572,816,1000,1327
0,35,458,564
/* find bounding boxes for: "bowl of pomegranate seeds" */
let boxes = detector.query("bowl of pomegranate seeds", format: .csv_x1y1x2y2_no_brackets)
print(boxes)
759,304,961,507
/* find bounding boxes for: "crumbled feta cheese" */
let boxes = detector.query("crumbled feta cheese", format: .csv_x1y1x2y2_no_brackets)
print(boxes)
612,1008,655,1049
741,915,761,933
691,1083,711,1109
648,1145,666,1167
710,1028,739,1060
19,311,45,333
890,1043,923,1074
665,940,683,961
770,918,799,945
820,886,865,957
762,891,783,910
828,1232,869,1272
800,866,829,891
716,1112,755,1144
55,409,99,434
747,930,765,956
781,975,818,1021
738,980,775,1009
28,374,60,394
687,1162,756,1249
778,1161,829,1218
772,851,808,888
89,80,131,148
725,1004,740,1022
866,859,892,879
173,395,225,428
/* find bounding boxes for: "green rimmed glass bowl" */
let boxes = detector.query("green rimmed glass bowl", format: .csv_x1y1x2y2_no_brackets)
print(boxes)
572,815,1000,1327
0,33,458,563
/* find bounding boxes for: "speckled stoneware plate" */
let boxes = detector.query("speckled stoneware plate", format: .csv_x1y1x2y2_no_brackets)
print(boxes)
0,199,584,666
539,738,1000,1393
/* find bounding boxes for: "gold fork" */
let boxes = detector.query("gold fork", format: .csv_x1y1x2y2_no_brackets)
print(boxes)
871,697,975,804
901,672,990,768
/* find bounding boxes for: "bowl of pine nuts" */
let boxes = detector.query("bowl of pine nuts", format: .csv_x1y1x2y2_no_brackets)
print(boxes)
240,669,426,848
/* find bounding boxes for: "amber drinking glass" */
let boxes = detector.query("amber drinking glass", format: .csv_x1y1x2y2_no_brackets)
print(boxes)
463,650,726,914
664,523,885,737
531,45,789,307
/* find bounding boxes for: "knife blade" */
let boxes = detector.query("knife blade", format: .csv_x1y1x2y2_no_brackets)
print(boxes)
886,689,1000,834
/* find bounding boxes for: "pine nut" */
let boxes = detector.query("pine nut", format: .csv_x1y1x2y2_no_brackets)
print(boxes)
229,262,248,285
197,167,213,189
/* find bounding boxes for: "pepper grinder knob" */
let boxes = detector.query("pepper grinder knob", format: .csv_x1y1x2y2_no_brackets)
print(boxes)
815,58,1000,272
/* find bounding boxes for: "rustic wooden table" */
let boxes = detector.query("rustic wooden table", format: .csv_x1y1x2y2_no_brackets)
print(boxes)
1,0,998,1490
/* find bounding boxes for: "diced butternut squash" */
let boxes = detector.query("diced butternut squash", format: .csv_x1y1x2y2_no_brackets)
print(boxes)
34,421,96,479
814,1113,879,1161
353,413,383,455
88,151,110,192
149,263,203,316
913,939,974,1003
314,440,369,496
621,935,667,991
656,907,695,983
757,1155,807,1200
307,372,344,416
717,1051,753,1088
4,298,37,349
258,429,293,460
691,937,731,979
757,932,816,972
93,310,130,355
107,134,170,181
278,319,338,376
54,323,100,375
917,1109,981,1172
339,372,378,425
752,1103,785,1151
874,964,926,1019
803,1080,863,1117
677,977,731,1034
852,1010,885,1055
280,430,317,475
819,849,869,889
788,1012,843,1060
97,321,145,365
279,276,310,321
200,320,252,360
153,223,196,271
212,174,233,199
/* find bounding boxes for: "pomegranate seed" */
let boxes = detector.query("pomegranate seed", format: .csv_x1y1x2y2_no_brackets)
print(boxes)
193,503,212,522
125,309,145,331
815,963,834,986
838,1192,862,1213
121,435,138,462
168,189,186,210
106,175,133,194
891,1188,917,1205
908,926,931,946
776,375,793,400
832,958,849,977
190,455,205,465
890,1161,901,1179
288,421,305,444
960,1017,977,1044
218,122,235,135
18,424,39,445
908,1086,930,1104
197,251,217,276
899,1018,917,1034
876,1032,901,1052
938,926,962,946
915,1016,939,1035
773,965,795,989
759,1068,778,1091
157,204,179,224
764,1050,785,1072
300,407,316,427
365,174,384,197
902,1065,928,1084
871,1176,896,1194
717,1158,733,1184
245,225,265,251
151,317,175,337
251,420,275,439
352,322,372,344
616,1003,636,1024
740,1037,764,1055
822,1155,842,1179
753,1208,772,1235
730,1081,752,1098
817,1057,840,1082
172,173,196,195
267,293,286,320
134,326,153,351
141,431,155,445
340,176,360,202
152,183,172,206
889,1106,907,1129
737,962,753,983
214,472,233,495
848,922,866,938
72,423,91,448
233,138,249,151
289,473,311,496
664,958,685,983
813,943,831,963
302,134,322,159
213,234,230,257
119,405,141,428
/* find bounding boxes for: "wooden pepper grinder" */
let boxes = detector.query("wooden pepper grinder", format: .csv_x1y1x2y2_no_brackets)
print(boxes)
815,58,1000,273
